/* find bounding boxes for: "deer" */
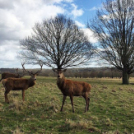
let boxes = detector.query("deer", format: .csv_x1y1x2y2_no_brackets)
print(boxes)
53,69,91,112
0,68,24,82
2,63,43,103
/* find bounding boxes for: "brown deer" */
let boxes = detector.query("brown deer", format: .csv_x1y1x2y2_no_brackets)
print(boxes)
2,64,43,103
53,69,91,112
0,68,24,82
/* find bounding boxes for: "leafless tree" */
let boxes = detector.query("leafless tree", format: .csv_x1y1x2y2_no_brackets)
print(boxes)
20,15,93,69
88,0,134,84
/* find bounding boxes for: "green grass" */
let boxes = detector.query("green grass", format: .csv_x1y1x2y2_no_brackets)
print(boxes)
0,76,134,134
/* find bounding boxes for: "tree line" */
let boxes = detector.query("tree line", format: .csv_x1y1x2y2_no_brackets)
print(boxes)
0,67,125,78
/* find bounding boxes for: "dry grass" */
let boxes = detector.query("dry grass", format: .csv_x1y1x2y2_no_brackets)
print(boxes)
12,127,24,134
102,130,120,134
65,119,92,129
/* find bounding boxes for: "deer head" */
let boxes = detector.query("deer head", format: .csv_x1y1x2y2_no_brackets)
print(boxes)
53,68,67,79
22,63,43,80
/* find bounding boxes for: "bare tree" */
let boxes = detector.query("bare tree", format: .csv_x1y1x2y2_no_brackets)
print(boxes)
20,15,93,69
88,0,134,84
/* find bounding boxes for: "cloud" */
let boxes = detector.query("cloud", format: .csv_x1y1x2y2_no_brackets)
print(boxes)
0,0,72,9
42,0,73,4
64,0,73,2
0,0,14,9
71,4,84,18
0,0,65,41
0,9,25,41
82,28,98,44
0,40,20,58
75,21,85,28
89,4,103,11
89,7,98,11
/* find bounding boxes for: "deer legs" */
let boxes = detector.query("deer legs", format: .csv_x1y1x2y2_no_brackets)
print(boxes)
70,95,74,113
60,95,66,112
88,97,90,111
60,95,75,113
4,89,26,103
61,94,90,112
5,89,10,103
22,90,25,101
83,93,90,112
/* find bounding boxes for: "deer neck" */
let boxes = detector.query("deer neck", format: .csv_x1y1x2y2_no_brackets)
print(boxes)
28,78,36,87
57,75,65,88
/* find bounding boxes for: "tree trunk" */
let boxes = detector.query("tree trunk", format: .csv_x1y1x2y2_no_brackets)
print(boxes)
122,69,129,84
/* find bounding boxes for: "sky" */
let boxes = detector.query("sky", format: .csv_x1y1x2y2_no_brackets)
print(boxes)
0,0,105,69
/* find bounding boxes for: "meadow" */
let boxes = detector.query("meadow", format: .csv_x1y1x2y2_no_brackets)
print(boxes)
0,76,134,134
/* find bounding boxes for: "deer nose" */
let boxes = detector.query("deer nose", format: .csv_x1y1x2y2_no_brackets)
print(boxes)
34,78,36,80
58,75,60,78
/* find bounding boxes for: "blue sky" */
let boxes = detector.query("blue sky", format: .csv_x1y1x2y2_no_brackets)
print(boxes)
56,0,105,27
74,0,104,19
0,0,105,69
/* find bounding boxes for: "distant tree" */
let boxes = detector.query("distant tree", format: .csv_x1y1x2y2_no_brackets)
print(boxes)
88,0,134,84
20,15,93,70
110,67,114,78
90,71,97,78
82,71,90,78
98,71,103,78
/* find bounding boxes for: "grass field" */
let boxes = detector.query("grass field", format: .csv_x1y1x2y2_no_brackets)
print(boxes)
0,76,134,134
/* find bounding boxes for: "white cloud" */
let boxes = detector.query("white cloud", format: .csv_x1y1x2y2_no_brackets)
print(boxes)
0,0,66,37
0,40,20,62
0,0,64,9
89,7,97,11
45,0,73,3
42,0,73,4
0,0,14,9
64,0,73,2
0,1,66,43
75,21,85,28
71,4,83,18
89,4,103,11
82,28,98,44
